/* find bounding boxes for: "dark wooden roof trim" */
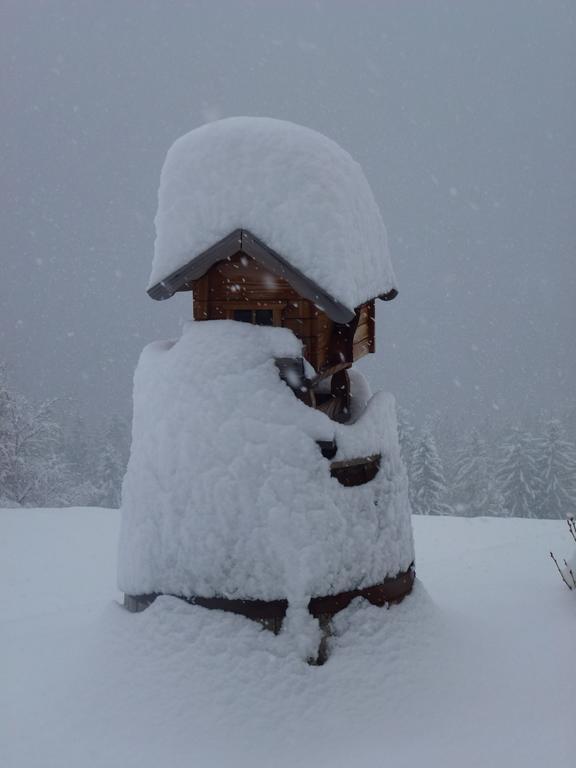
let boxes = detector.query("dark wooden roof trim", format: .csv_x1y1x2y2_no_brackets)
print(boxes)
240,231,355,323
147,229,242,302
147,228,397,323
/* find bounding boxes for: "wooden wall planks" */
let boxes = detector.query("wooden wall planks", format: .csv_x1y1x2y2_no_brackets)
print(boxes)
191,252,375,391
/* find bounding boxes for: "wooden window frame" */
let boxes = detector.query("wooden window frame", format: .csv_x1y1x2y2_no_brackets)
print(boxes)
224,303,284,326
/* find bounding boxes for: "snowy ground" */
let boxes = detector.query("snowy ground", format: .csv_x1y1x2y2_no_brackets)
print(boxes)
1,508,572,768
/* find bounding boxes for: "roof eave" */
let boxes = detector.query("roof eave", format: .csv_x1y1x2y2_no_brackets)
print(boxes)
147,229,396,322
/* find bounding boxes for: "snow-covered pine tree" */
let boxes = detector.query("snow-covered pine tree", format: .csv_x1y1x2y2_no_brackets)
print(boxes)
410,427,451,515
91,416,130,508
396,405,417,473
0,366,14,505
534,420,576,519
93,441,123,507
452,428,505,517
105,414,130,468
563,404,576,446
64,413,91,480
433,411,464,498
0,391,61,506
496,428,539,518
0,365,92,507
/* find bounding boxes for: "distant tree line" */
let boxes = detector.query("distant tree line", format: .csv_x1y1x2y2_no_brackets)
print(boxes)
2,361,575,517
398,406,576,519
0,365,129,509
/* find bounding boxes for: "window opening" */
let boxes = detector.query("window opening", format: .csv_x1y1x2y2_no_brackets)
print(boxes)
233,309,252,323
232,308,275,326
254,309,273,326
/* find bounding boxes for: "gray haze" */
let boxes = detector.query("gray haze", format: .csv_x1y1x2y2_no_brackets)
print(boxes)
1,0,575,429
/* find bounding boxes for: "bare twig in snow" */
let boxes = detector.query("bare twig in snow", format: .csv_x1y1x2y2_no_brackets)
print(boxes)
550,552,574,590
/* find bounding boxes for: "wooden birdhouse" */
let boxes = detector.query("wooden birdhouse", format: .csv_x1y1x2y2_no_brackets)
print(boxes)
119,118,415,662
148,229,397,424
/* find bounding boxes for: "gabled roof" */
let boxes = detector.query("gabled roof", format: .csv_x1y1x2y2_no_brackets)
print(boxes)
147,229,397,324
149,118,398,315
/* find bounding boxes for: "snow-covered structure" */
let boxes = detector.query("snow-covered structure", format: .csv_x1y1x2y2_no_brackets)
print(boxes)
119,117,414,660
148,116,397,315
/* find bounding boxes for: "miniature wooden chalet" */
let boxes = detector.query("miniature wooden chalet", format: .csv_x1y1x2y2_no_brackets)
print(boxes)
148,228,397,427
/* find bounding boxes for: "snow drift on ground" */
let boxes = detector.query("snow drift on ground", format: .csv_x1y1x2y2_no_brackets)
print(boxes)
150,117,396,311
119,321,413,608
1,508,572,768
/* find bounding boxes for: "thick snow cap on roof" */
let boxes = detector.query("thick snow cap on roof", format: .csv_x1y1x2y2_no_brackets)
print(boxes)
149,117,396,312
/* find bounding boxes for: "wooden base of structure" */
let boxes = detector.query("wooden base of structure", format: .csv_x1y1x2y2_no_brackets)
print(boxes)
124,564,415,663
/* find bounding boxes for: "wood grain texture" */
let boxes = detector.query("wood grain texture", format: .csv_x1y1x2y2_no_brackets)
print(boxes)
189,255,375,421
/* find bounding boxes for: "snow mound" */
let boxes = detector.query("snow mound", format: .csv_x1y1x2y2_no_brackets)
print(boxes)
149,117,396,311
118,321,413,602
2,510,573,768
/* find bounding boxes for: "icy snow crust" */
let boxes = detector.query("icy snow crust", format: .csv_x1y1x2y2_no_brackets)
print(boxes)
150,117,396,311
118,321,413,601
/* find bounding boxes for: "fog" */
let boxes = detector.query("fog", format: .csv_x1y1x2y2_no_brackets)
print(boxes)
2,0,575,429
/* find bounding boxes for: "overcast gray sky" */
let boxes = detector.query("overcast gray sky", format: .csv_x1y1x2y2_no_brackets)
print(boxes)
1,0,575,428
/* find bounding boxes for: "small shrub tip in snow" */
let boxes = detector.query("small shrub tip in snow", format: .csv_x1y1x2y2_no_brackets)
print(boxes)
550,515,576,590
